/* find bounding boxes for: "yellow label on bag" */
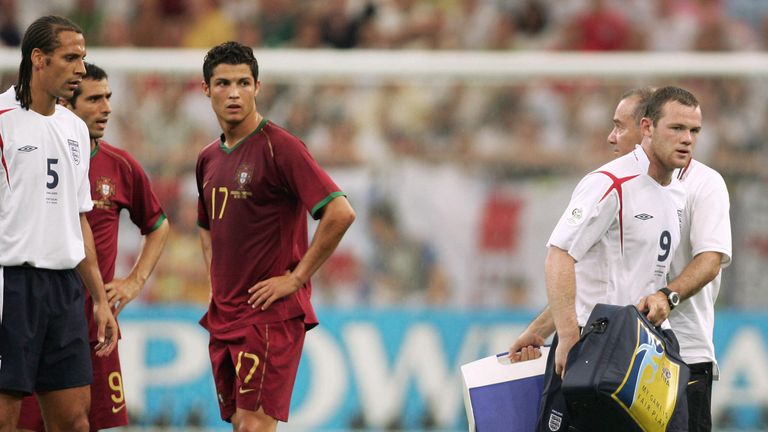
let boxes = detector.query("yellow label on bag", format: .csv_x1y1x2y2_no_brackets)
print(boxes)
611,319,680,432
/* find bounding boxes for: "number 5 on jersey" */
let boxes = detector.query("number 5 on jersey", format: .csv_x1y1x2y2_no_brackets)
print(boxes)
46,158,59,189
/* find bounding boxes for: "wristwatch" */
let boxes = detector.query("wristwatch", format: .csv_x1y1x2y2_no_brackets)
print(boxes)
659,287,680,310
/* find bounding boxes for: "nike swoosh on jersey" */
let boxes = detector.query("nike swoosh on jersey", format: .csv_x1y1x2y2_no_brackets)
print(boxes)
239,387,255,394
688,380,699,386
112,403,126,413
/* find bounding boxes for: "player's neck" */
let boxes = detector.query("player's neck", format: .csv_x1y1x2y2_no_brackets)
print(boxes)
90,139,98,153
221,112,262,148
28,83,58,116
640,141,673,186
647,165,673,186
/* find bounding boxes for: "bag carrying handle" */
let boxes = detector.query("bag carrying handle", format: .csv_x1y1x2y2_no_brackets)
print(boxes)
580,305,684,363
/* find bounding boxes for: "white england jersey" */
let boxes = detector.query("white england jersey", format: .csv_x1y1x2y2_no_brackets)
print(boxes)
548,145,686,327
669,159,732,366
0,87,93,269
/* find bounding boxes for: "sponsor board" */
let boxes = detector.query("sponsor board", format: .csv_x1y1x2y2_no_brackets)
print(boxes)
118,307,768,429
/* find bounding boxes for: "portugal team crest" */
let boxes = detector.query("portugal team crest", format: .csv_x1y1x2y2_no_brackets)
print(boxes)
234,163,254,190
94,176,116,209
68,139,81,165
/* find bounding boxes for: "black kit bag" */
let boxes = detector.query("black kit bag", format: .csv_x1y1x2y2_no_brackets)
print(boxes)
561,304,690,432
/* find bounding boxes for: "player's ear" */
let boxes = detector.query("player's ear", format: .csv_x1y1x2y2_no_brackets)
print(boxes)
202,80,210,97
31,48,45,69
254,80,261,96
640,117,653,137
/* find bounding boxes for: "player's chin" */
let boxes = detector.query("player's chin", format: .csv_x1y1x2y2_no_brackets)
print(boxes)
223,114,244,125
57,88,76,99
670,153,690,168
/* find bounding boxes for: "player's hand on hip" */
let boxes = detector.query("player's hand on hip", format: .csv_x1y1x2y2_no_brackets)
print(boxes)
637,292,670,326
508,331,545,362
248,271,303,311
106,277,142,317
93,300,118,357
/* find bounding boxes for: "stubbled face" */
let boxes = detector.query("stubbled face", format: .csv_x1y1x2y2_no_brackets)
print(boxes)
203,63,260,126
68,78,111,140
35,30,86,100
644,100,701,170
607,96,643,157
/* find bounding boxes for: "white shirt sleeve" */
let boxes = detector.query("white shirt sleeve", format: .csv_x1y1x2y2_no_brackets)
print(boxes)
548,172,619,261
76,122,93,213
689,170,732,267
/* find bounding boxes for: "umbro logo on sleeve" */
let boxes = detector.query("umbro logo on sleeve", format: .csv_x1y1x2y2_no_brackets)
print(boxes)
17,145,37,152
634,213,654,220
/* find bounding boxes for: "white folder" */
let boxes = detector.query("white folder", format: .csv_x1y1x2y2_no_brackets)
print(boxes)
461,347,549,432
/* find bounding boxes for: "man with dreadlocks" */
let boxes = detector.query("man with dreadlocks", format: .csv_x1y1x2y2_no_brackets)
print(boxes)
0,15,117,432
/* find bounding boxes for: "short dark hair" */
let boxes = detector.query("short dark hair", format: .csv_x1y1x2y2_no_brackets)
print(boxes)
15,15,83,110
203,41,259,85
643,86,700,126
619,87,653,127
68,62,108,107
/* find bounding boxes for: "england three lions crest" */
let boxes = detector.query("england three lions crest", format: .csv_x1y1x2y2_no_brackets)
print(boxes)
548,412,563,431
68,139,81,165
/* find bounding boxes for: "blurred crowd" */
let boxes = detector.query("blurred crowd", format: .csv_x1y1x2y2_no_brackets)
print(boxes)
1,0,767,310
2,0,768,51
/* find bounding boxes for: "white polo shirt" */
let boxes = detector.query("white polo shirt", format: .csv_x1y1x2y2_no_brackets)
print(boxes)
669,159,732,366
0,87,92,269
548,145,686,327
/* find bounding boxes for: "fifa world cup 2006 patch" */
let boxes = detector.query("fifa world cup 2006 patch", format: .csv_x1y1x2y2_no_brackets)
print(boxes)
566,207,584,225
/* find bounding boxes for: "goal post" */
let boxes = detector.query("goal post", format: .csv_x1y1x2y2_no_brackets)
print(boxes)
2,48,768,81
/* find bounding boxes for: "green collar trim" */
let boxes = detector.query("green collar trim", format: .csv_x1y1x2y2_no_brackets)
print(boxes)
219,117,268,154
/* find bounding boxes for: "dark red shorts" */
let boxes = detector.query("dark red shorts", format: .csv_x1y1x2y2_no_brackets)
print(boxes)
17,341,129,431
208,317,306,422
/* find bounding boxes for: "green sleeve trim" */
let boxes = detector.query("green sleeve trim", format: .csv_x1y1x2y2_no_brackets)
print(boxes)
148,214,168,233
311,191,346,219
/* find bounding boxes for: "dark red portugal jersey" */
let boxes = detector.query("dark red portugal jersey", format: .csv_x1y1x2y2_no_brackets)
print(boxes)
86,140,166,340
196,119,343,335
